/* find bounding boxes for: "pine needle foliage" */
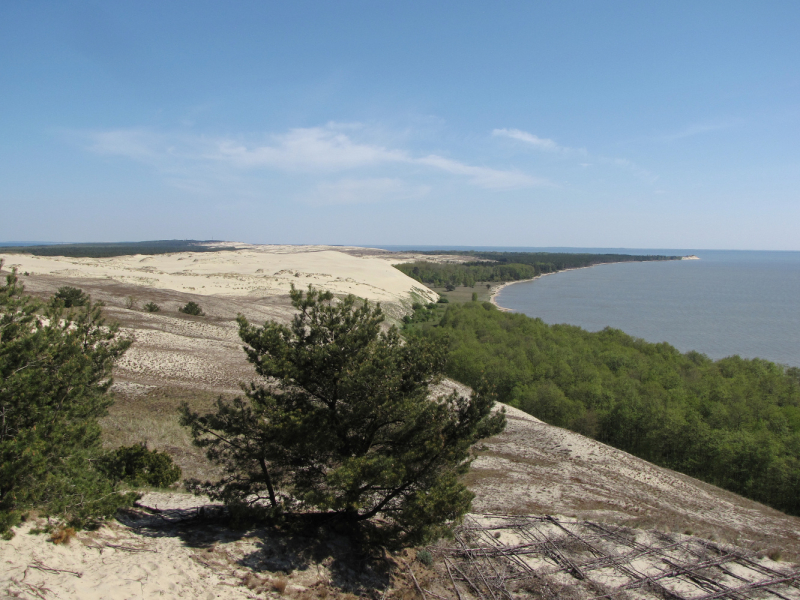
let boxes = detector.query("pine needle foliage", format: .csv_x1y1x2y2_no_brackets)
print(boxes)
180,286,505,545
53,286,89,308
99,443,182,488
179,301,204,316
0,264,134,536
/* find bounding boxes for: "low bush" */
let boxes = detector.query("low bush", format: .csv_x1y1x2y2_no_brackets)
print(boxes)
179,301,204,316
143,302,160,313
99,443,182,488
53,286,89,308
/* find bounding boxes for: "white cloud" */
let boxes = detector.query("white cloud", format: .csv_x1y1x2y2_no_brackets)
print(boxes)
210,127,407,171
492,128,586,156
662,119,742,141
307,178,430,205
493,127,660,185
415,154,547,189
492,128,560,151
84,124,546,190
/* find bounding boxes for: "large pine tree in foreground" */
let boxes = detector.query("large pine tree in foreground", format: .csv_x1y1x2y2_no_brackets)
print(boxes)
180,286,505,545
0,265,134,536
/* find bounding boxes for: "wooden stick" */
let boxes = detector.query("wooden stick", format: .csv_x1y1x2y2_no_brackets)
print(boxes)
28,561,83,578
445,558,464,600
406,565,427,600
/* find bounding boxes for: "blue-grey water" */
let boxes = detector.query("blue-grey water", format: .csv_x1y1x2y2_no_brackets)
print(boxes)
492,250,800,368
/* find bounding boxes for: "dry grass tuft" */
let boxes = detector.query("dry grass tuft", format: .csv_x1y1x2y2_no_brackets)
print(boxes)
272,577,288,594
50,527,76,545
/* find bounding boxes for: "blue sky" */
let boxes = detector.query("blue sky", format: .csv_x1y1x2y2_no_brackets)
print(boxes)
1,2,799,249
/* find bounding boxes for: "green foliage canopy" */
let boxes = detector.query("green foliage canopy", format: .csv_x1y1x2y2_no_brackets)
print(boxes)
410,302,800,515
180,286,504,545
0,265,134,535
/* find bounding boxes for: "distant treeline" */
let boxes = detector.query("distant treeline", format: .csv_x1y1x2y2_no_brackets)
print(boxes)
395,251,680,288
408,302,800,515
0,240,238,258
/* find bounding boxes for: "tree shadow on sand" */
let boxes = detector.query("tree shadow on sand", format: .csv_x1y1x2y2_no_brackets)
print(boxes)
116,501,394,597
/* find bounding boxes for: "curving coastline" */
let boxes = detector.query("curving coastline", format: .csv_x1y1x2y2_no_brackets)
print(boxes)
489,263,609,311
489,256,696,311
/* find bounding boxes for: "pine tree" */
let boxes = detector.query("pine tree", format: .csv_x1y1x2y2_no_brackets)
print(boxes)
0,264,134,536
180,286,504,545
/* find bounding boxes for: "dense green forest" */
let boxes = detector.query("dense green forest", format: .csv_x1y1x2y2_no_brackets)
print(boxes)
396,261,539,287
395,251,680,288
0,240,237,258
406,302,800,515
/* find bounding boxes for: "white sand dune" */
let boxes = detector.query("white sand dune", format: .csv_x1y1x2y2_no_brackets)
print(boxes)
0,244,437,306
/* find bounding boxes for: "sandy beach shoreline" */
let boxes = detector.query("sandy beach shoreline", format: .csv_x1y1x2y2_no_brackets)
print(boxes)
489,265,599,311
489,257,693,311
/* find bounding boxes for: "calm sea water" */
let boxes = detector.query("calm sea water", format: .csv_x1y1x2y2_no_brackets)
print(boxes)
494,250,800,368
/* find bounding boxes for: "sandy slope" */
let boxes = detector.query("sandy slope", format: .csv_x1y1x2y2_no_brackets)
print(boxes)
469,405,800,557
0,244,437,305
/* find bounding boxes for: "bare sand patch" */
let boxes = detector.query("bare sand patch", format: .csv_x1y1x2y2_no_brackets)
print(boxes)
1,244,438,306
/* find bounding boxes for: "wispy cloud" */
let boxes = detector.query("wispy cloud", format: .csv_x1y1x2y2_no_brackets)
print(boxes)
84,124,545,191
661,119,743,141
492,128,586,155
211,126,407,171
607,157,658,184
305,178,430,205
492,126,657,184
415,154,546,189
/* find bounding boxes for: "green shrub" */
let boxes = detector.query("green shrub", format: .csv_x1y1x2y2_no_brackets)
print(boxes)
437,296,449,304
100,444,181,488
143,302,160,313
178,301,204,316
53,286,89,308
